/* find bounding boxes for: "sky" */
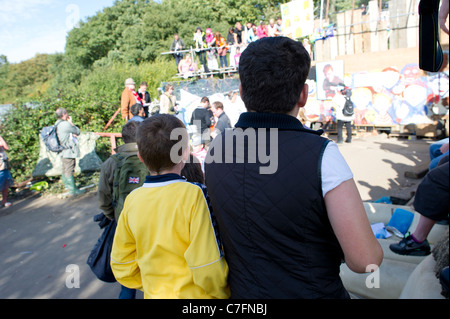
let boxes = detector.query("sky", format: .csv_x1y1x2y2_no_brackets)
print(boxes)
0,0,117,64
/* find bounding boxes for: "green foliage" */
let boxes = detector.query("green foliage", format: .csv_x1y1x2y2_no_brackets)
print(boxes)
80,58,176,101
0,54,53,103
0,91,119,182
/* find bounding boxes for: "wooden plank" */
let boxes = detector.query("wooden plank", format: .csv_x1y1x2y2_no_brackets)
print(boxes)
336,12,347,57
361,14,371,53
404,162,429,179
369,0,380,52
353,9,363,54
378,18,389,51
345,10,355,55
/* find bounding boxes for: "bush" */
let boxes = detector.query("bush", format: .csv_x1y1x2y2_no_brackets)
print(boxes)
0,58,178,184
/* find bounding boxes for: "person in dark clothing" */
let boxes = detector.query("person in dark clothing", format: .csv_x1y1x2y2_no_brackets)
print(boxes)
137,82,151,118
390,155,449,256
170,33,185,67
204,37,383,299
190,97,213,145
227,28,235,46
233,22,243,45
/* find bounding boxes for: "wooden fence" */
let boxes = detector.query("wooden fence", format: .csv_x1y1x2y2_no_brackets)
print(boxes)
313,0,449,63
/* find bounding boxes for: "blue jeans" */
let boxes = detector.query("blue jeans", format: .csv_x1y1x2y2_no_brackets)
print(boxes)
429,151,449,170
119,285,136,299
429,138,449,170
429,138,448,158
219,55,227,68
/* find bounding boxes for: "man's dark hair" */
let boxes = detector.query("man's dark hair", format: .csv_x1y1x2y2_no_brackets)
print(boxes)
201,96,209,103
130,103,143,116
239,37,311,113
121,120,140,144
136,114,188,174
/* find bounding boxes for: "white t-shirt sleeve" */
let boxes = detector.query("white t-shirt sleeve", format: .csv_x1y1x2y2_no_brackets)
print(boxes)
321,141,353,197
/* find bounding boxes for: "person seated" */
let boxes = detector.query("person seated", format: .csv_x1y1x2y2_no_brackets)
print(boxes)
429,138,449,171
178,55,198,77
390,155,449,256
256,21,269,39
246,23,258,43
128,103,145,123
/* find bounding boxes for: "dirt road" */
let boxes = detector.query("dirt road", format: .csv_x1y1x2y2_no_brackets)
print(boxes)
0,134,433,299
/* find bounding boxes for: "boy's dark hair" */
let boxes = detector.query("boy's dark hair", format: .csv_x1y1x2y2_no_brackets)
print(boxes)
239,37,311,113
137,114,188,174
121,120,140,144
181,154,204,184
130,103,143,116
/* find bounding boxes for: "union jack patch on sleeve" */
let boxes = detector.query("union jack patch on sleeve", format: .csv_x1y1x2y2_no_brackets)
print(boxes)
128,177,140,184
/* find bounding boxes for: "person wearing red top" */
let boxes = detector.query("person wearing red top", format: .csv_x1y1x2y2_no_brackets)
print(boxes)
256,21,269,39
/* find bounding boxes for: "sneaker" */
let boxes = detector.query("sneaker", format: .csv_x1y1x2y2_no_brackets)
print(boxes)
389,234,431,256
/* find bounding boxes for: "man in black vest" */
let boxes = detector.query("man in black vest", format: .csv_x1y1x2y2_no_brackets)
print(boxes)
204,37,383,298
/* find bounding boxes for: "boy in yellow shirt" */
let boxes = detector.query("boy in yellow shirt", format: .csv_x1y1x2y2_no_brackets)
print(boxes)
110,114,229,299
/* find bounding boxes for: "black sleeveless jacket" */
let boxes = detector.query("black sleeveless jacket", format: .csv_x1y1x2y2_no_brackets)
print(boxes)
205,112,349,299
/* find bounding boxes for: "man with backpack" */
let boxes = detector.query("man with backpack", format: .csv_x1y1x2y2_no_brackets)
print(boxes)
55,108,84,196
333,86,355,144
97,120,148,298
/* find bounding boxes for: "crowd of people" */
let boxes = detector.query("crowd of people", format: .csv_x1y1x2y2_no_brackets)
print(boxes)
106,36,448,300
100,36,388,299
170,18,290,76
0,3,447,299
120,77,233,166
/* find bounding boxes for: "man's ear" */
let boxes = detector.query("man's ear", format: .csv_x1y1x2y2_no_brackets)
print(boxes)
239,84,243,99
298,83,309,107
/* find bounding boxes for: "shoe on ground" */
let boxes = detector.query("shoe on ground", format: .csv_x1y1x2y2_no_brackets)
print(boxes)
389,234,431,256
2,202,12,207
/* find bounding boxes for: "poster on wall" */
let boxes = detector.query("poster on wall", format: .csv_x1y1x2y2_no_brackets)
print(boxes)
280,0,314,39
315,60,345,100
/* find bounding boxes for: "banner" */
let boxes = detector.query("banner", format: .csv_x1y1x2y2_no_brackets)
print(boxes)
280,0,314,39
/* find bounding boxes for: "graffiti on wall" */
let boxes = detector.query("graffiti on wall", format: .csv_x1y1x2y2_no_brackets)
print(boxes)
304,63,449,125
